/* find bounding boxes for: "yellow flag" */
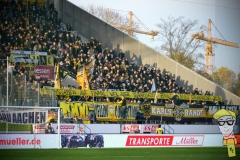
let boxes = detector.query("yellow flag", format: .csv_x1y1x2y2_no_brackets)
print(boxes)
82,64,90,90
54,63,61,89
76,66,84,88
77,64,90,90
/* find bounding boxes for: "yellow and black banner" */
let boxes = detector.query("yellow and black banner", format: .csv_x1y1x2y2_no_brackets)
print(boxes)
59,101,239,123
9,54,54,67
39,55,54,66
21,0,45,6
149,104,239,121
9,54,39,67
76,64,90,90
41,88,222,102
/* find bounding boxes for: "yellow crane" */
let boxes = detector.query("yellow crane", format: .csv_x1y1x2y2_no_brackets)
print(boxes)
191,19,239,75
110,11,159,41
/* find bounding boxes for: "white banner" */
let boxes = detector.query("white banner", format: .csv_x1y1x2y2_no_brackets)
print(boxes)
0,109,48,124
0,134,58,149
10,50,47,55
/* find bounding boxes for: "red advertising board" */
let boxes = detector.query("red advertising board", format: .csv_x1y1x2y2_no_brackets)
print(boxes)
34,65,54,80
126,135,174,146
142,124,158,132
122,124,141,132
125,135,205,146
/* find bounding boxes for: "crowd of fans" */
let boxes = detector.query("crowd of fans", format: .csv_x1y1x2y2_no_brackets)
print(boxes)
0,0,216,106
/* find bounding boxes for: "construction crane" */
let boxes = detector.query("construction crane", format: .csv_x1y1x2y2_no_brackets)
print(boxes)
191,19,239,75
110,11,159,41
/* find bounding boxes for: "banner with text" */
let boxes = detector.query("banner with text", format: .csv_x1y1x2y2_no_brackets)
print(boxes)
149,104,239,121
59,101,239,122
0,109,48,124
9,54,54,67
40,88,222,102
34,65,54,80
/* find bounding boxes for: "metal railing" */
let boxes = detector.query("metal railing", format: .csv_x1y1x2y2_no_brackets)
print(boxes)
163,124,174,134
78,119,91,134
0,71,57,107
60,66,77,79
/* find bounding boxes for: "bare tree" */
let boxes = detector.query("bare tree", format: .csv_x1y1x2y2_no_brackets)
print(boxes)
155,16,206,70
85,5,140,38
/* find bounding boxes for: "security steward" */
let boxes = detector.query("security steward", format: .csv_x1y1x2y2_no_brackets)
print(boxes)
155,124,164,134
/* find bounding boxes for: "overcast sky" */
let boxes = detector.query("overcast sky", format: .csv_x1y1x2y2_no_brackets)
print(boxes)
68,0,240,75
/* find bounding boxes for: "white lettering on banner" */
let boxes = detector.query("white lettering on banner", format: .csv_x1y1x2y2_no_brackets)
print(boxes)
129,137,171,145
13,57,38,63
125,135,174,146
185,110,203,117
152,107,171,115
172,135,204,146
122,125,140,132
34,68,50,74
143,125,158,132
208,106,238,114
126,105,138,119
34,66,54,80
10,50,47,55
54,125,75,133
94,104,108,118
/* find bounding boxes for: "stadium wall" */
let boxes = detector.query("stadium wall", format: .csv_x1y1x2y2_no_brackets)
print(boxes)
48,124,239,134
57,0,240,105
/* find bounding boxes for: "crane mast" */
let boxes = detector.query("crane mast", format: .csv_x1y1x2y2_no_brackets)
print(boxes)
191,19,239,75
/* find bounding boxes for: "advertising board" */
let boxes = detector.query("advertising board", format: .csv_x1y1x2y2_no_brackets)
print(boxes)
34,66,54,80
121,124,141,133
0,134,58,149
0,134,235,149
102,134,222,148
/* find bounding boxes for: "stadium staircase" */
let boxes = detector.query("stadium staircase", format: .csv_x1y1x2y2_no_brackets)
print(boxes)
59,66,79,88
77,118,91,134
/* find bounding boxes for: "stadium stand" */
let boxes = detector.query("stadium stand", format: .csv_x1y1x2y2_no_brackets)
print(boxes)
0,0,223,108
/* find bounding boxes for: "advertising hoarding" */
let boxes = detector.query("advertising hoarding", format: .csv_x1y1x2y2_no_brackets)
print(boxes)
0,134,58,149
0,134,235,149
34,66,54,80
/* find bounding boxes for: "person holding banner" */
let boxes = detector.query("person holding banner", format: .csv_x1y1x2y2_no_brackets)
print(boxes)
116,96,127,119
